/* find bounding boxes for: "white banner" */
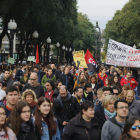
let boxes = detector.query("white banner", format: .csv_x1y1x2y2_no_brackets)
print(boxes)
106,39,140,68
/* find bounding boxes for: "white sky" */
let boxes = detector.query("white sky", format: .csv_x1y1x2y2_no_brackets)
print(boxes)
78,0,129,30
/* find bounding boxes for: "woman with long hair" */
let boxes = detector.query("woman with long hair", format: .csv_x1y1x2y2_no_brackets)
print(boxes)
119,116,140,140
0,106,16,139
7,101,40,140
119,85,131,99
35,97,60,140
98,66,108,86
105,76,113,87
113,75,122,91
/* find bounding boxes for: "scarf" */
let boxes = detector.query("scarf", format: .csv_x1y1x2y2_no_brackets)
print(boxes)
98,72,106,80
46,74,53,78
0,130,8,139
104,108,116,120
20,118,33,133
29,101,37,107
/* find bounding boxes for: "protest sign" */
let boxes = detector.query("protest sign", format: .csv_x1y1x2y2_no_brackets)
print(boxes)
8,57,15,64
27,56,35,62
73,50,87,68
106,39,140,67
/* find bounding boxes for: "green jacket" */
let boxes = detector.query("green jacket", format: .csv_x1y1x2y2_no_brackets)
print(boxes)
41,75,56,87
20,76,29,85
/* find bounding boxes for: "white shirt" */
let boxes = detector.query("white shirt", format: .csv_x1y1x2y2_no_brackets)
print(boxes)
0,87,6,101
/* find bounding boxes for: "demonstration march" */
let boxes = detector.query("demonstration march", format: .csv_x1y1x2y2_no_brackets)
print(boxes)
0,0,140,140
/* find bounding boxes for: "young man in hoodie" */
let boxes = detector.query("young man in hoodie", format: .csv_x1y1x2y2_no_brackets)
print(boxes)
101,99,128,140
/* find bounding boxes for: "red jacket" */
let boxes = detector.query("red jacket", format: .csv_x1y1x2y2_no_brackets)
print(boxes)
120,77,138,90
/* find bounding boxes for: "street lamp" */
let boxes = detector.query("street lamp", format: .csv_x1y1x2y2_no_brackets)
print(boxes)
56,42,60,63
133,44,136,49
8,19,17,58
33,31,39,57
46,37,51,65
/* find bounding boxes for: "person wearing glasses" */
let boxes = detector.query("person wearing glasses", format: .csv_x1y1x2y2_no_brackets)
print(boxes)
125,90,140,117
112,86,120,99
119,116,140,140
7,101,41,140
0,106,16,139
101,99,128,140
22,73,44,99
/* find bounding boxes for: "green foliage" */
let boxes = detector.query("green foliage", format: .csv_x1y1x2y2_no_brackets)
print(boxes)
101,51,106,59
104,0,140,53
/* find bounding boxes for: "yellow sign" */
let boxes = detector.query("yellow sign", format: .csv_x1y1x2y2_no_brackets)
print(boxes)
73,50,87,68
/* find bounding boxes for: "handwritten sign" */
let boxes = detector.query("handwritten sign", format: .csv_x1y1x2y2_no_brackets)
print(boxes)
8,57,15,64
106,39,140,67
73,50,87,68
27,56,35,62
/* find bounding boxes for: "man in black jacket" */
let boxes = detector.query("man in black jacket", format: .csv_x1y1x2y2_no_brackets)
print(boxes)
83,82,93,102
53,85,80,138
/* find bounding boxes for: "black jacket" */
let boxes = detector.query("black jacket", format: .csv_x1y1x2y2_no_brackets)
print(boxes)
62,113,101,140
60,73,74,94
52,92,80,126
83,90,93,102
94,107,106,130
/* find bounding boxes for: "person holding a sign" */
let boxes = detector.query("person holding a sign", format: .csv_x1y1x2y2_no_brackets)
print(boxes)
120,70,137,90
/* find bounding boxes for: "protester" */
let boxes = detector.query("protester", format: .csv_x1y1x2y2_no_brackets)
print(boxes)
5,85,19,118
119,116,140,140
73,86,85,105
105,76,113,87
62,101,100,140
90,75,100,93
95,87,103,109
22,89,37,116
33,65,45,84
41,68,56,88
98,66,108,86
22,73,44,99
83,82,94,102
20,70,29,86
101,99,128,140
137,68,140,97
60,67,74,94
112,86,120,99
120,70,138,90
44,80,57,104
119,85,131,99
113,75,122,91
54,80,62,96
79,79,87,87
95,95,117,129
0,106,16,139
125,90,140,117
106,65,115,76
7,100,40,140
0,69,14,89
53,85,80,138
34,97,60,140
10,67,17,81
15,64,27,81
0,82,7,101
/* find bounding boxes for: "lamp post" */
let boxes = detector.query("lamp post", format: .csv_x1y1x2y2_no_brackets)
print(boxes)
69,47,72,64
56,42,60,63
46,37,51,65
8,19,17,58
33,31,39,57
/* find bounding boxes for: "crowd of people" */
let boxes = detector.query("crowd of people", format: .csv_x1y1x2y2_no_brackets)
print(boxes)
0,61,140,140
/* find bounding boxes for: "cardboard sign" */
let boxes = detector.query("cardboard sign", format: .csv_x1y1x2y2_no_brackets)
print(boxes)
8,57,15,64
27,56,35,62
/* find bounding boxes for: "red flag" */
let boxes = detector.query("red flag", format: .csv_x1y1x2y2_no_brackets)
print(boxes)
36,45,39,64
85,49,98,73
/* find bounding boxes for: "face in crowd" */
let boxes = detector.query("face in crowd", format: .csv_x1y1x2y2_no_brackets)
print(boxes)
114,76,118,83
45,82,53,92
26,94,34,104
20,105,31,122
59,86,68,101
125,90,134,103
126,72,131,80
6,90,19,106
75,88,83,100
4,70,10,79
0,107,6,126
48,69,53,76
64,68,70,75
113,89,119,98
30,73,38,87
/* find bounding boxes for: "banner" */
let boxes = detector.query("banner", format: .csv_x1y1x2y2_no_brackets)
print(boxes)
106,39,140,67
8,57,15,64
36,45,39,64
85,49,98,73
27,56,35,62
73,50,87,68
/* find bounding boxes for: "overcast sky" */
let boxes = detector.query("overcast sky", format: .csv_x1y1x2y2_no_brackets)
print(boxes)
77,0,129,30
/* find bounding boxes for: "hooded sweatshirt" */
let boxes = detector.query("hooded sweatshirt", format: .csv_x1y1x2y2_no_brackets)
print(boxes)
101,117,125,140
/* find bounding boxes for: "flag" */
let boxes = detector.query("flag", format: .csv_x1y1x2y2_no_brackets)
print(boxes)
85,49,99,73
36,45,39,64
